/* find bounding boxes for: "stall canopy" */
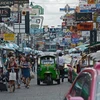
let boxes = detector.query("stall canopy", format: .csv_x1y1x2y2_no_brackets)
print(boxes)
6,42,19,50
0,42,19,50
23,47,32,53
69,44,89,53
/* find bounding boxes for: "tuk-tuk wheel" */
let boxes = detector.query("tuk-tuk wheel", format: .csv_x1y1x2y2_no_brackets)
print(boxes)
57,79,60,84
37,79,40,85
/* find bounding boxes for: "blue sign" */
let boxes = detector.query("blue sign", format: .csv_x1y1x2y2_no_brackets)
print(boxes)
96,3,100,9
72,38,79,43
30,28,43,34
80,9,94,13
60,8,75,11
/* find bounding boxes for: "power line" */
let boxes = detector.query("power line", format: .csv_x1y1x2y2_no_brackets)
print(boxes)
29,2,79,4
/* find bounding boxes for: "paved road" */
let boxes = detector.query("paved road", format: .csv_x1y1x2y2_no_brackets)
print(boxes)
0,74,71,100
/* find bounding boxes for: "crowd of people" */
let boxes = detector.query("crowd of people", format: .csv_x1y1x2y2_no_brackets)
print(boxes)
1,51,36,92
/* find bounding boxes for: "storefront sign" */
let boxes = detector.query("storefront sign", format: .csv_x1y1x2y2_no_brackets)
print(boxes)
0,8,10,17
0,0,14,6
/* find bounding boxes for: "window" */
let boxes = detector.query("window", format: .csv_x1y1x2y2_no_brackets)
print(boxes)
81,73,92,100
70,72,92,100
96,75,100,100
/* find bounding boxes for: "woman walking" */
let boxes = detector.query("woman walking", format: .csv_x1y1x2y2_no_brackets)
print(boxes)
21,56,31,88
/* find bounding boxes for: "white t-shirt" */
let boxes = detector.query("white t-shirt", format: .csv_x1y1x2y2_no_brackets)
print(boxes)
58,56,65,66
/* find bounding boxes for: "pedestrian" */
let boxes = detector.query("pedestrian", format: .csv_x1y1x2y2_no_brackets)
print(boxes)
7,57,20,90
57,52,65,82
20,56,31,88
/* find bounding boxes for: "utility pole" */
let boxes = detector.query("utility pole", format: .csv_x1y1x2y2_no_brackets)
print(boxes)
17,1,21,46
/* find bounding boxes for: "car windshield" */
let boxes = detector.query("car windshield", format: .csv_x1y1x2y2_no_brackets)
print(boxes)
96,75,100,100
41,60,54,64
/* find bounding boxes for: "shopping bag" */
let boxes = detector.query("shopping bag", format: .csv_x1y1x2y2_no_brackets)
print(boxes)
30,70,35,79
9,72,16,81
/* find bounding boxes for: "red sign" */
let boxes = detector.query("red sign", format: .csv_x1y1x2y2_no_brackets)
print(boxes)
77,22,93,30
62,22,66,26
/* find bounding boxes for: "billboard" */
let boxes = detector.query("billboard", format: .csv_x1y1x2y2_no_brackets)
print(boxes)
77,22,93,30
75,12,92,21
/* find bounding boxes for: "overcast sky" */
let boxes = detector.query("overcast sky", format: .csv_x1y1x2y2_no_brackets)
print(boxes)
30,0,79,27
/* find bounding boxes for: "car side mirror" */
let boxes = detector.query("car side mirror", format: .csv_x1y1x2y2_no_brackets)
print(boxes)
67,64,71,67
69,97,84,100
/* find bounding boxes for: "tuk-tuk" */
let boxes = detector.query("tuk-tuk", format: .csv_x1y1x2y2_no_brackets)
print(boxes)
37,54,60,85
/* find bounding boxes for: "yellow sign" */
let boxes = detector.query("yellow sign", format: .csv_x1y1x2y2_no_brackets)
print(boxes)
4,33,15,41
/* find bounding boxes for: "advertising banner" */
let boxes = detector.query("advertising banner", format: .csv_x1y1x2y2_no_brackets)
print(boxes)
75,12,92,21
77,22,93,30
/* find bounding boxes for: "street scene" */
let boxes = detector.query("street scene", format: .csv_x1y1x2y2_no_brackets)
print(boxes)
0,75,71,100
0,0,100,100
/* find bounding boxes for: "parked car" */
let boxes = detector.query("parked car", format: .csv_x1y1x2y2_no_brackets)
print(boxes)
63,62,100,100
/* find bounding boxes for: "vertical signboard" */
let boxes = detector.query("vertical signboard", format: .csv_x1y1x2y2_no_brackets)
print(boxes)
90,30,97,45
25,11,30,34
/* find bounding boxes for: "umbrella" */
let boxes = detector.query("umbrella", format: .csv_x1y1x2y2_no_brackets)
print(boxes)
23,47,32,53
6,43,19,50
2,44,15,51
